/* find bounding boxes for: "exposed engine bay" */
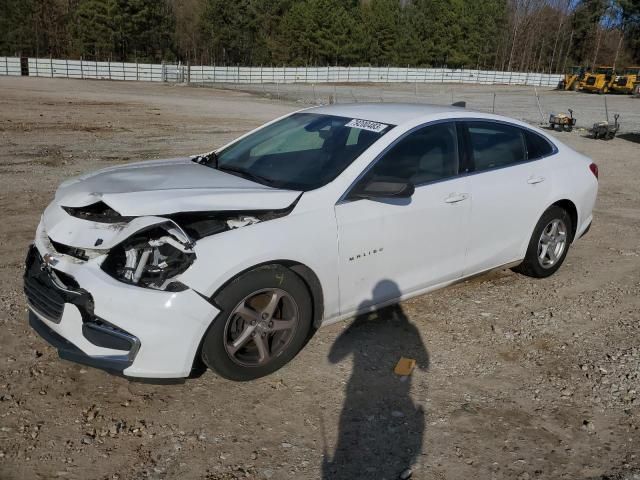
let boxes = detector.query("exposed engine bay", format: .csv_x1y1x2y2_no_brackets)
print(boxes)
55,198,298,291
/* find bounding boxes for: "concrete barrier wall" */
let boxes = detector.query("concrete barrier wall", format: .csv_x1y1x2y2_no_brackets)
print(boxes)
1,57,563,87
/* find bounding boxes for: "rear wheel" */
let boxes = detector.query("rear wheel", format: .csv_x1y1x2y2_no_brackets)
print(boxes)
513,206,572,278
201,265,313,381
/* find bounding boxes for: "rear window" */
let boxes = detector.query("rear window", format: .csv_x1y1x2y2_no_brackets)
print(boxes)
524,130,554,160
467,122,526,171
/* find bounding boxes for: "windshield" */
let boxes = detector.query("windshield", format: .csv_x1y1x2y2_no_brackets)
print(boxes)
209,113,392,191
596,67,613,74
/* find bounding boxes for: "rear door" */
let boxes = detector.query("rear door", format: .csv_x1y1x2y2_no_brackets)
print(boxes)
461,121,554,275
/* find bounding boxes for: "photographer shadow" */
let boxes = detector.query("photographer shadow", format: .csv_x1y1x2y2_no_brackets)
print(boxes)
323,280,430,480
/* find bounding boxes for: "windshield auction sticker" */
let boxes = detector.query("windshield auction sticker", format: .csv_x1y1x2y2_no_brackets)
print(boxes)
345,118,389,133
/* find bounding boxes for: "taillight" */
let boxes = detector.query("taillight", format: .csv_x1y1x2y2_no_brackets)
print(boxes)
589,163,599,179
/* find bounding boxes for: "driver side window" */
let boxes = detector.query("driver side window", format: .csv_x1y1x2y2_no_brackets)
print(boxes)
364,122,459,185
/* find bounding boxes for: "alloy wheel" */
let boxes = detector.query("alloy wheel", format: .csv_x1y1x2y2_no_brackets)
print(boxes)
537,219,568,269
223,288,299,367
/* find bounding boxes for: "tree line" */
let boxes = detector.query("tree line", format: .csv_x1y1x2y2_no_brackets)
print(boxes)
1,0,639,72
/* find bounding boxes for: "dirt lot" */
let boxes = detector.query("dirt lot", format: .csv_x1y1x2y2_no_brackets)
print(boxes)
0,77,639,480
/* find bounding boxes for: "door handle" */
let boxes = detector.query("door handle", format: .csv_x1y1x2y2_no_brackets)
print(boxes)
527,176,545,185
444,193,469,204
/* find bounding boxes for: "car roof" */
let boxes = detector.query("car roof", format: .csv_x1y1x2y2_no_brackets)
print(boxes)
307,103,465,126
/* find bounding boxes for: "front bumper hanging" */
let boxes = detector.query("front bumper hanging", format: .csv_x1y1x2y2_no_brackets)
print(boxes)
24,246,140,374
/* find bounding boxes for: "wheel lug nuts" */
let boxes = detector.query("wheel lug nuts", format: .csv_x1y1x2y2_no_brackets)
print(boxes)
261,313,268,320
250,320,256,326
268,321,274,328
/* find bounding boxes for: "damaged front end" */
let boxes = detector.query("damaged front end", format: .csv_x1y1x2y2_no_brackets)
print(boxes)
52,196,299,292
100,222,196,291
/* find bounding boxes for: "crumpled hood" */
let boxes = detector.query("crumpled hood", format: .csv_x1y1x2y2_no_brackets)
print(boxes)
55,157,301,216
43,157,301,252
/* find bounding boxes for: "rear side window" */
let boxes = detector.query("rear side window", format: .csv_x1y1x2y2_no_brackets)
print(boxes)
467,122,526,171
524,130,554,159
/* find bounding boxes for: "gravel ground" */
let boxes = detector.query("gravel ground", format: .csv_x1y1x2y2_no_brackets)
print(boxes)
0,77,639,480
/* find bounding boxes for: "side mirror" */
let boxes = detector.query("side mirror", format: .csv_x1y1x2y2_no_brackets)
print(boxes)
350,177,415,200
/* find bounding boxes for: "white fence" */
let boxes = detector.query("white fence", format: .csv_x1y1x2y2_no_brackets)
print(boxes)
0,57,563,87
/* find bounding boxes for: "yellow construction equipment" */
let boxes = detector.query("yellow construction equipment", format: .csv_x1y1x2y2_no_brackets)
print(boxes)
610,66,640,94
557,66,587,91
580,66,616,94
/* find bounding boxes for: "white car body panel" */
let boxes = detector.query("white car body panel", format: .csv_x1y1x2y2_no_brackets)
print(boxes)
25,103,598,378
335,176,471,314
464,159,554,274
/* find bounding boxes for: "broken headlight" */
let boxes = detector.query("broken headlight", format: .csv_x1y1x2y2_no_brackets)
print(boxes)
101,224,195,291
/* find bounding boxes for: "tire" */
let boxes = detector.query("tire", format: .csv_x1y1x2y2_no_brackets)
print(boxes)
513,206,572,278
201,265,313,381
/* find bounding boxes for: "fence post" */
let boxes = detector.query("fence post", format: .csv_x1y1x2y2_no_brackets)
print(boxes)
406,64,409,82
50,56,53,78
187,62,191,84
80,57,83,79
108,60,111,80
5,57,8,76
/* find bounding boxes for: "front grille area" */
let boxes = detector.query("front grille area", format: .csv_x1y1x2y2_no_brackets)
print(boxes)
24,248,66,322
616,77,628,86
586,77,596,86
23,246,90,324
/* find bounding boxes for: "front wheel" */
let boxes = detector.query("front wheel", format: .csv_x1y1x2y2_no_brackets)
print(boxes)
201,265,313,381
513,206,572,278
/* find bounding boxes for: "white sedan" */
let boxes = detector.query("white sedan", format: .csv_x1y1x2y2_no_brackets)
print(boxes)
24,104,598,380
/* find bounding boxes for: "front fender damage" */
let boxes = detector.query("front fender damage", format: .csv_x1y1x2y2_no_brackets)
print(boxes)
44,194,301,291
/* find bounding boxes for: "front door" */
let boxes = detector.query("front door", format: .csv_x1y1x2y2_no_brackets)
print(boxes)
335,121,470,315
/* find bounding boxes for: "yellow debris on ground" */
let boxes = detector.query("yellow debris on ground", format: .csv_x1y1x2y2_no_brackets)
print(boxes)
394,357,416,376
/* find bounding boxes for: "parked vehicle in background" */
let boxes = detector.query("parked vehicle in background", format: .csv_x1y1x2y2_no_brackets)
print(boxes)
580,66,616,94
557,66,587,91
24,104,599,381
610,67,640,94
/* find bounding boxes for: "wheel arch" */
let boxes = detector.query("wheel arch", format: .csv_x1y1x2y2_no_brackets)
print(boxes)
550,199,578,242
188,260,325,377
210,260,325,330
